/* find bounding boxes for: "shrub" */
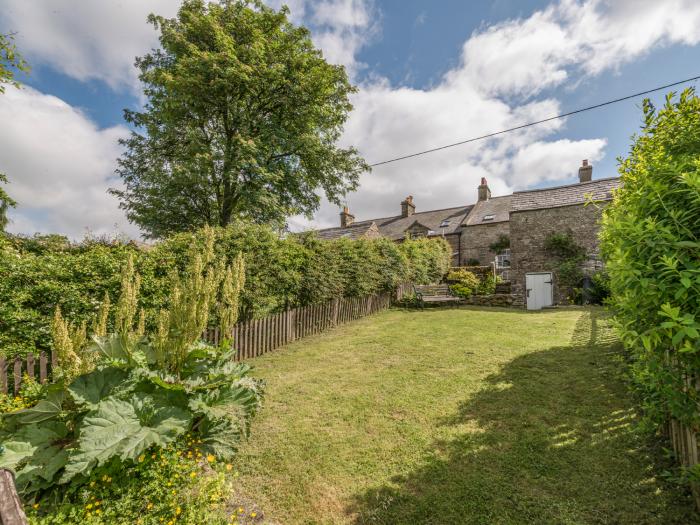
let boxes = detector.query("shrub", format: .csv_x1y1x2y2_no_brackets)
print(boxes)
0,225,452,357
600,89,700,431
26,440,235,525
0,228,264,500
447,269,480,298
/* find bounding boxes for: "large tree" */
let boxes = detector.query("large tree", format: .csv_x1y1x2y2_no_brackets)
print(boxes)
0,32,28,231
112,0,368,238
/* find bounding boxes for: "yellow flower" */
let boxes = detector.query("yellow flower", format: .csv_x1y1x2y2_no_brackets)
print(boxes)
238,507,244,514
95,500,101,506
206,454,215,463
95,509,102,515
225,464,233,471
176,507,182,515
190,472,197,478
147,502,153,510
138,454,145,463
250,512,257,518
86,503,93,510
86,512,91,517
32,503,39,509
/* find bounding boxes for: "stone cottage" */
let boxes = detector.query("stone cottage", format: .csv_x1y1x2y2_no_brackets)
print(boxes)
314,160,620,309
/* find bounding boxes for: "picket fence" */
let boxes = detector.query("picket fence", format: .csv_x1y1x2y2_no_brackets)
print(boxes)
1,284,414,396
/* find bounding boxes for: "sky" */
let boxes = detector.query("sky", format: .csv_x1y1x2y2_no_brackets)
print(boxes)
2,0,700,239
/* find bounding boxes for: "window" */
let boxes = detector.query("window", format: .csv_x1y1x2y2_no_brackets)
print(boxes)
495,249,511,268
482,214,495,221
439,219,451,228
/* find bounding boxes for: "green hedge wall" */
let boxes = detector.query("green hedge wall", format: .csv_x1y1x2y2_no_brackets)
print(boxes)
0,224,451,356
600,89,700,428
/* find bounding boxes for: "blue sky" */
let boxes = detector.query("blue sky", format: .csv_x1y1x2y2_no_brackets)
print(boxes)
2,0,700,238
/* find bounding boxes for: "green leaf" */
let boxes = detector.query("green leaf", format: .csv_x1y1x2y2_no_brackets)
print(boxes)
68,367,129,408
62,397,190,482
0,441,36,470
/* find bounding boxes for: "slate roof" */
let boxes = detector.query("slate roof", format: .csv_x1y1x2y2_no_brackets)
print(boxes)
463,195,513,226
511,177,620,212
315,221,379,240
315,205,473,241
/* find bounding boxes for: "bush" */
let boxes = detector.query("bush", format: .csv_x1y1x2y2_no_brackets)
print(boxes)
447,269,480,298
600,89,700,430
0,225,452,357
0,230,264,502
26,440,235,525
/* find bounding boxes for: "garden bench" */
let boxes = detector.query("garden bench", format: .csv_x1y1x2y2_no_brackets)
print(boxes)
413,284,461,306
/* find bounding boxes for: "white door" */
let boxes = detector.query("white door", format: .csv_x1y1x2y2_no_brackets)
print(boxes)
526,273,553,310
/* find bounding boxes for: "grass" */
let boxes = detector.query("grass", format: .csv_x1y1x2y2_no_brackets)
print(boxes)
232,306,698,524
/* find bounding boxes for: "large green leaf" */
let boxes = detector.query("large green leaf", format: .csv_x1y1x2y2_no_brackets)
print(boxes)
0,421,69,472
62,397,191,482
68,367,129,408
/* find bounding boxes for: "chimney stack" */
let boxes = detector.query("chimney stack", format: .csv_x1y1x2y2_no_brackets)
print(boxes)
477,177,491,202
340,206,355,228
578,159,592,183
401,196,415,217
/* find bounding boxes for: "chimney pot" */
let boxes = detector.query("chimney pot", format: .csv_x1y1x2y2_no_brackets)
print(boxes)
401,196,415,217
477,178,491,202
340,206,355,227
578,159,593,183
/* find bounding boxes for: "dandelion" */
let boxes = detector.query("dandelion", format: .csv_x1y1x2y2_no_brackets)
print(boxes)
32,503,39,509
147,502,154,510
225,464,233,471
86,503,93,510
176,507,182,515
190,472,197,478
207,454,215,463
250,512,257,518
138,454,145,462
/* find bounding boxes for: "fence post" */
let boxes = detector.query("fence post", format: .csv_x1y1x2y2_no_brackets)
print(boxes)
0,469,27,525
13,357,21,395
0,357,6,395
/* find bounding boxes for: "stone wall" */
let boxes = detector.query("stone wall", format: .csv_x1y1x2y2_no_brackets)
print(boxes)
462,293,516,307
442,233,461,267
509,203,607,307
459,221,509,266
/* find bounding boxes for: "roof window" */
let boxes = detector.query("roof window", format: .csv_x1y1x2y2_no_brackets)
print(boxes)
439,219,451,228
482,214,495,221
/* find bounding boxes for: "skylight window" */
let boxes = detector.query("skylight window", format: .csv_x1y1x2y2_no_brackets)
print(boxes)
482,214,495,221
439,219,451,228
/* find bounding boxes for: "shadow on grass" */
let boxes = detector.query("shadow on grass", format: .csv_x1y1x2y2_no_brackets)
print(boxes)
348,309,698,525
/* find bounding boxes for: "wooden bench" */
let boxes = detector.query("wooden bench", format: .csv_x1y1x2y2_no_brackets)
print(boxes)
413,284,461,306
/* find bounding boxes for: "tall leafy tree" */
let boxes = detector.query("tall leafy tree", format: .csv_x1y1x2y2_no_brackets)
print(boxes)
112,0,369,238
0,32,28,231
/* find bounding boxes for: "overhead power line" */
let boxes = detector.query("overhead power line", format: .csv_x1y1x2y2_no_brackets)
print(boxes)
369,74,700,167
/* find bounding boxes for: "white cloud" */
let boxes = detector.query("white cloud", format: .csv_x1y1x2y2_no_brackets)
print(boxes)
296,0,700,230
458,0,700,97
0,0,178,91
2,0,700,237
0,86,138,239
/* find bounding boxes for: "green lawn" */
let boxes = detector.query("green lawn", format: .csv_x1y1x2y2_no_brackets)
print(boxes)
232,307,698,524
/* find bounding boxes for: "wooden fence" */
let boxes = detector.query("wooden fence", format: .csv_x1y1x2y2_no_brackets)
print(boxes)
204,290,400,360
2,285,413,396
0,352,55,397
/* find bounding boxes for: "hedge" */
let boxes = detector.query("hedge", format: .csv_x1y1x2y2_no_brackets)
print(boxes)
600,89,700,428
0,224,451,356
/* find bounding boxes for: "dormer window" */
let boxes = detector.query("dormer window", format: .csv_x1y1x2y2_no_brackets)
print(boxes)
483,214,495,221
